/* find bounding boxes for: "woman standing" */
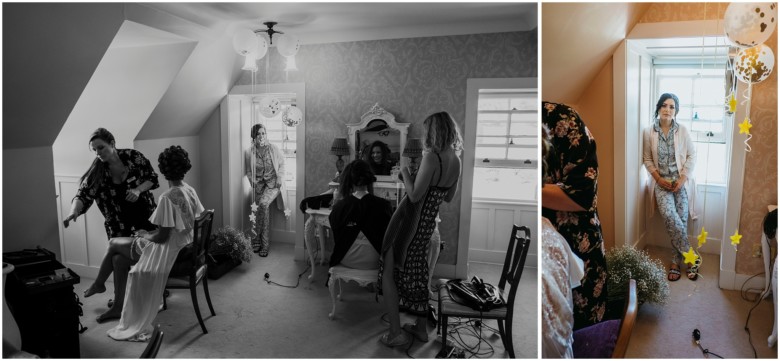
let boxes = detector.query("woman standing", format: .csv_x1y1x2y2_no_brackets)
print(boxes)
541,102,607,330
642,93,697,281
64,128,159,322
245,123,287,257
105,145,204,341
379,111,462,347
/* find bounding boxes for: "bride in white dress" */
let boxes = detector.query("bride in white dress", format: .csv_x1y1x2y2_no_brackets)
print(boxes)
84,145,203,342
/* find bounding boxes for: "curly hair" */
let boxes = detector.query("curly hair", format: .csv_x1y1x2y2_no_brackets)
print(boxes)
339,159,376,197
363,140,391,165
422,111,463,153
158,145,192,181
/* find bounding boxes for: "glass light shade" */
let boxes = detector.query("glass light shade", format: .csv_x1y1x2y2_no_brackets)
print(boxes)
284,55,298,71
241,54,258,72
276,34,300,57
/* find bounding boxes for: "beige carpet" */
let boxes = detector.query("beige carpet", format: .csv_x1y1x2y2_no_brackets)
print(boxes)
625,246,777,359
74,241,538,358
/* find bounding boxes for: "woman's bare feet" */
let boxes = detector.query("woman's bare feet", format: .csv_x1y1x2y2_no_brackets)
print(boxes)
96,307,122,323
84,283,106,297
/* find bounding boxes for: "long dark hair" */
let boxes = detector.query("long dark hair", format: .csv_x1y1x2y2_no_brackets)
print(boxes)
654,93,680,120
339,159,376,199
363,140,391,165
80,128,116,191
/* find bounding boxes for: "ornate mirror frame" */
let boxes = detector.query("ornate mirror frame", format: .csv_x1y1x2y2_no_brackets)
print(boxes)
347,103,410,181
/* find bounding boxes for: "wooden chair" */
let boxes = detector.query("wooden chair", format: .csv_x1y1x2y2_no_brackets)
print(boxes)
612,279,638,358
437,225,531,358
163,209,216,334
139,324,163,358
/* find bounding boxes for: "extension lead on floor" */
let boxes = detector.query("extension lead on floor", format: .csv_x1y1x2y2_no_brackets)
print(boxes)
693,329,724,359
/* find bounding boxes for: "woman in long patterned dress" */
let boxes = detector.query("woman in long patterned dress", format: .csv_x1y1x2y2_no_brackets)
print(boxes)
541,102,608,330
379,111,462,347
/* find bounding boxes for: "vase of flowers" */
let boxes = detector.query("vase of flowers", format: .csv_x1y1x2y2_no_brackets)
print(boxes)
207,226,252,279
606,245,670,306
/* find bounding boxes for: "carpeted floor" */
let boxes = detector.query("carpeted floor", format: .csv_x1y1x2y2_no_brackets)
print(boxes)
75,241,538,358
625,245,777,359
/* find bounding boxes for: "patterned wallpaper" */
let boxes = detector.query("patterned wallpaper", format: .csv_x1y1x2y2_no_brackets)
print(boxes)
236,30,538,264
640,3,778,275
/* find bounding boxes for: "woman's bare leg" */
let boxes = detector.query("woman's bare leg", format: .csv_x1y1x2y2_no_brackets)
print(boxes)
382,250,401,337
84,237,134,297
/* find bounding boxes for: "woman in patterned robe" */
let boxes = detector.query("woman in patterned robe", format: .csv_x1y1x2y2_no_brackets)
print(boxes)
541,101,608,330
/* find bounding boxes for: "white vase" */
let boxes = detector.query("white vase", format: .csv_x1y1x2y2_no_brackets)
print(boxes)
2,262,22,357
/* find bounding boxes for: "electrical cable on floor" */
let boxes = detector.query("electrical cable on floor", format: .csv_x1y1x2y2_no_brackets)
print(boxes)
740,218,775,359
262,258,311,289
693,329,725,358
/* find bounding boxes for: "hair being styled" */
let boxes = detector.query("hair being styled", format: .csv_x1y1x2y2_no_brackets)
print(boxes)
422,111,463,153
654,93,680,119
250,123,266,140
80,128,116,191
363,140,391,165
338,159,376,198
158,145,192,181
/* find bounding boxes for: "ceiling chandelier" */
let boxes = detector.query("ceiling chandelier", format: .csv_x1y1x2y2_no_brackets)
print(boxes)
232,21,300,72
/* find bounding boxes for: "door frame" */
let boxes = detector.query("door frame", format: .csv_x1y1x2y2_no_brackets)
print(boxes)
453,77,538,279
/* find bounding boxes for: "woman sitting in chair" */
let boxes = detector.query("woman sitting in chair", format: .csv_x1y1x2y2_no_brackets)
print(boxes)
328,160,392,271
83,145,204,341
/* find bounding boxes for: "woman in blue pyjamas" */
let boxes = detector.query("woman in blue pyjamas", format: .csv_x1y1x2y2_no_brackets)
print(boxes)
642,93,698,281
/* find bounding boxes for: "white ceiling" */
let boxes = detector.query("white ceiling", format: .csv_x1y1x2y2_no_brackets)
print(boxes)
141,2,537,44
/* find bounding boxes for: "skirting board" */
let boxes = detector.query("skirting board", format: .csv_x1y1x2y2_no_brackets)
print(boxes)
721,267,768,293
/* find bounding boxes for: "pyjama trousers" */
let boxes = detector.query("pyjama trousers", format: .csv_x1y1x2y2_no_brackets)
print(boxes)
655,185,689,265
253,185,280,250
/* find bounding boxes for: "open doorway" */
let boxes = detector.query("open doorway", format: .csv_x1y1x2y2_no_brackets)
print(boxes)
613,20,751,290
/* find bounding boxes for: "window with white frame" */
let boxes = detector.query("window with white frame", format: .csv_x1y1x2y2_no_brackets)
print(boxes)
653,65,730,185
254,94,298,188
472,89,537,202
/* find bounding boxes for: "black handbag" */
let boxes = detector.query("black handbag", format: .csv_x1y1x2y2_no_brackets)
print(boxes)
445,276,505,312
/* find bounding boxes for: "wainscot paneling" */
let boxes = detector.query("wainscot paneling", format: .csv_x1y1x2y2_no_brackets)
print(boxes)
468,200,537,268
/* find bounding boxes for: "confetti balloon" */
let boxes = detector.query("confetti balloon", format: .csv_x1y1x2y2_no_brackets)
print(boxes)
281,106,303,127
257,97,281,118
253,36,268,60
724,2,777,48
232,28,258,56
734,44,775,84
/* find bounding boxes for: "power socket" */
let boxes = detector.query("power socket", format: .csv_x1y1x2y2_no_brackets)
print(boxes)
752,244,762,258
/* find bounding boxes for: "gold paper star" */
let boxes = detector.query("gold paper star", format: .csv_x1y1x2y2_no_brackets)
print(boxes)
697,227,708,248
738,118,752,135
251,202,259,212
728,93,737,113
683,247,699,266
730,229,742,247
249,213,256,223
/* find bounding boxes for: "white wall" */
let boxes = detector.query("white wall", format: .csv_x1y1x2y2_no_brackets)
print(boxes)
134,136,201,201
3,147,61,258
198,107,224,229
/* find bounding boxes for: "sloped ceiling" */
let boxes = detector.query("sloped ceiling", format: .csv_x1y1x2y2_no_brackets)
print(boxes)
3,3,125,149
542,2,650,104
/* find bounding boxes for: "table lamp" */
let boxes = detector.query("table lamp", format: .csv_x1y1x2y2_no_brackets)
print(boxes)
403,138,424,175
330,137,350,182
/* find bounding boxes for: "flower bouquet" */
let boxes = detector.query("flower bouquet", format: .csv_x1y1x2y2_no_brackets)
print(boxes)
208,226,252,279
605,245,670,305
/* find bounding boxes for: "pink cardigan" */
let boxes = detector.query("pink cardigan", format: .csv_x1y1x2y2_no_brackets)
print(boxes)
642,122,698,220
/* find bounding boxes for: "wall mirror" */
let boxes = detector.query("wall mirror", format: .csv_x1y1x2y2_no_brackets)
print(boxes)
347,103,409,182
